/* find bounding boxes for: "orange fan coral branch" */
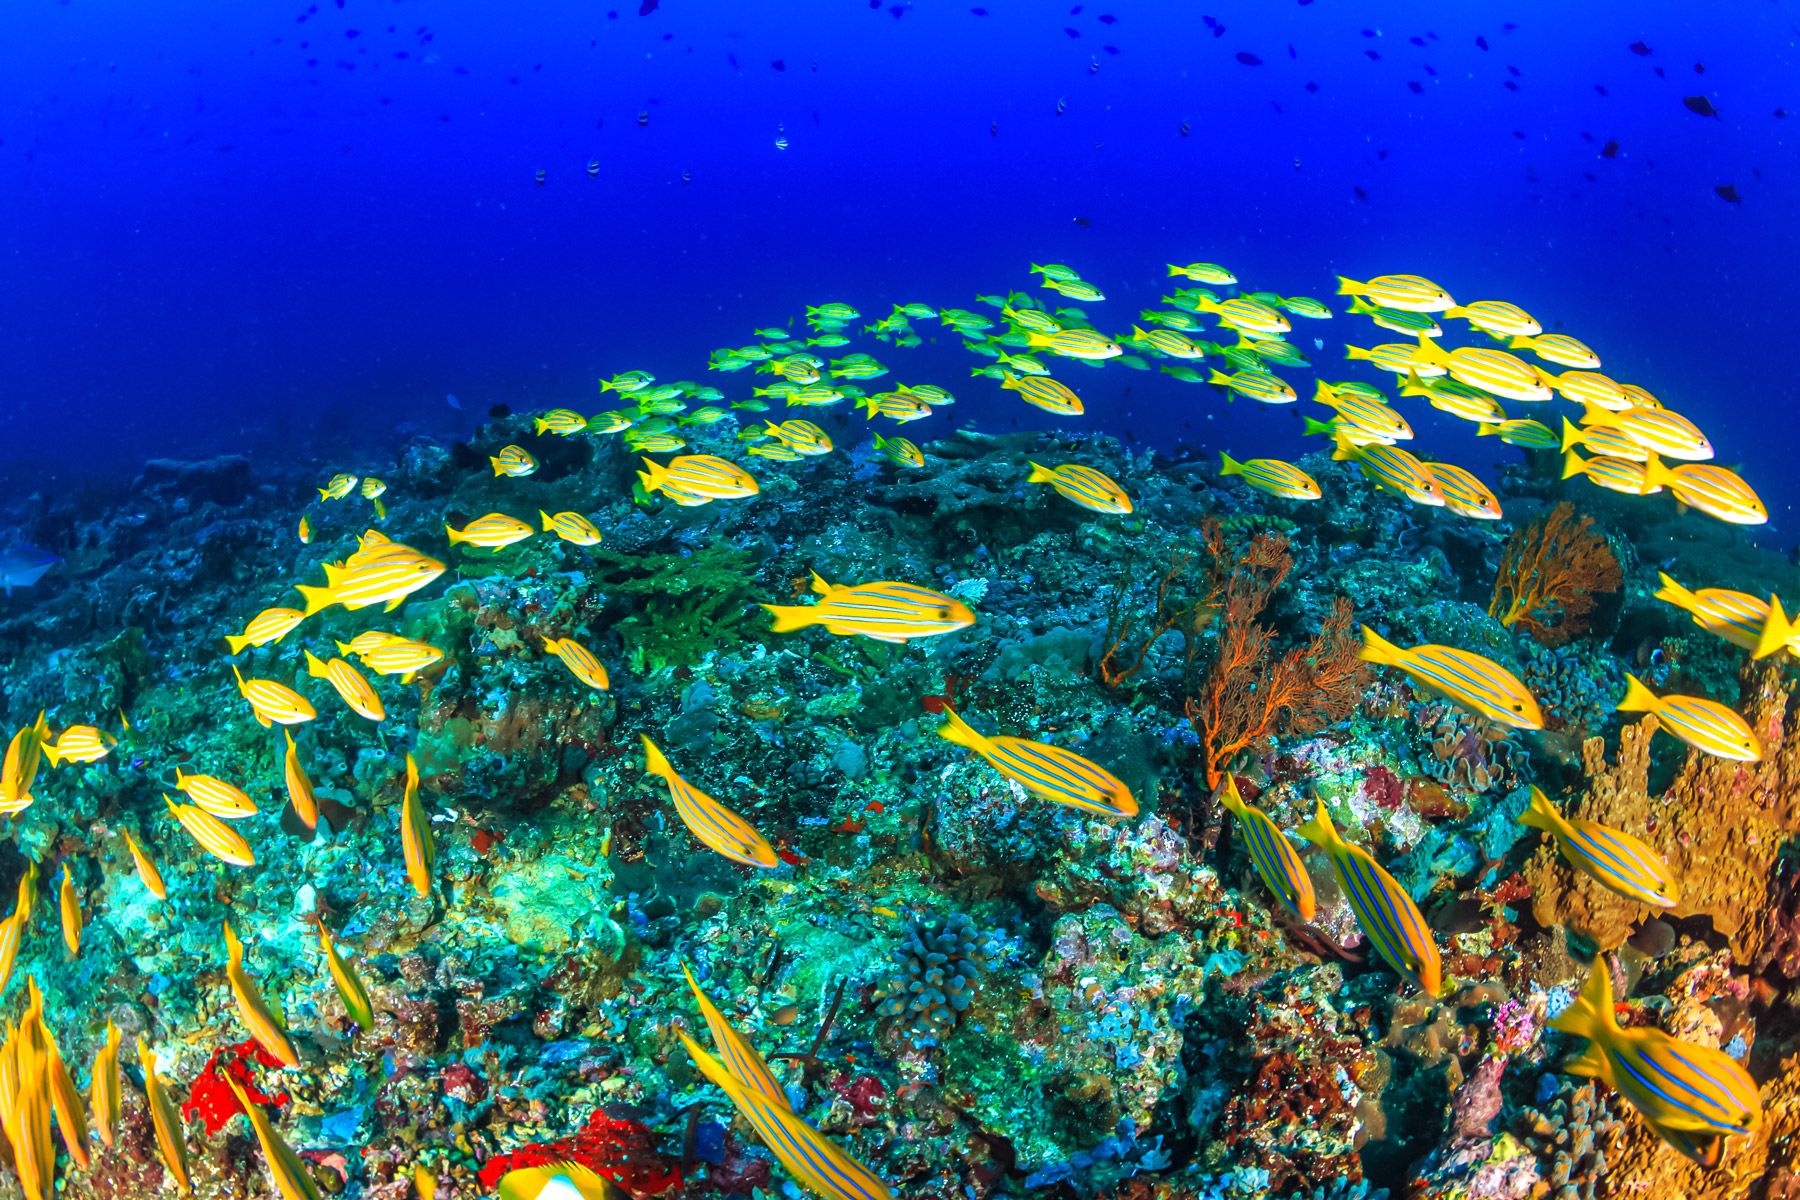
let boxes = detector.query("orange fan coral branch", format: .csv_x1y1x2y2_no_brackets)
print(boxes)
1184,526,1367,786
1488,501,1621,646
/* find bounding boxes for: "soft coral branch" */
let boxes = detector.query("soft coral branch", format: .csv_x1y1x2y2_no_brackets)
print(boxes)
1488,501,1621,645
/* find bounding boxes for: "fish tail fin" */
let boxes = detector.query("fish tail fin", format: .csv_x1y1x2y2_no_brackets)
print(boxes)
934,704,988,753
1343,344,1372,361
1652,572,1696,612
1398,370,1432,398
304,650,329,679
640,735,673,779
531,417,548,435
539,511,555,531
1410,335,1448,365
1207,370,1232,386
1346,296,1374,314
1334,275,1363,297
1559,418,1584,453
316,486,330,501
1356,624,1404,667
809,570,835,595
1216,773,1247,815
1548,961,1618,1040
1475,422,1498,437
372,497,386,520
1218,451,1243,476
1330,432,1360,462
40,744,61,769
1753,595,1794,660
1507,335,1536,351
222,919,243,965
1517,785,1566,834
1639,455,1675,493
637,457,667,494
442,523,466,547
999,372,1022,391
230,663,247,693
1301,416,1336,438
1443,304,1468,319
1026,461,1058,484
1295,798,1341,852
296,582,338,616
225,634,251,655
1560,449,1589,480
1617,673,1661,714
1165,264,1182,277
1023,332,1051,349
489,456,506,476
760,604,815,633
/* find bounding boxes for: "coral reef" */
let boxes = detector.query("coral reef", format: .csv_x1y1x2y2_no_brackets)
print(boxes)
873,911,988,1039
1488,502,1622,646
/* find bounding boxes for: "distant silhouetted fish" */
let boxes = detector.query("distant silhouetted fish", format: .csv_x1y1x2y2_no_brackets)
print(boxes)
1715,183,1741,203
1628,40,1652,56
446,393,463,410
1683,95,1720,118
969,6,987,13
1099,13,1117,23
771,59,785,71
1408,80,1423,94
1601,139,1619,157
0,547,58,593
639,0,658,13
1476,34,1488,49
1236,51,1262,65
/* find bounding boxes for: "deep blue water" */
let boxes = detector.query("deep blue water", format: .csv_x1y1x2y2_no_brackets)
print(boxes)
2,0,1795,536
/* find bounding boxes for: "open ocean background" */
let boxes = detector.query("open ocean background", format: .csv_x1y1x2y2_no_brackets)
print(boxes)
1,0,1794,538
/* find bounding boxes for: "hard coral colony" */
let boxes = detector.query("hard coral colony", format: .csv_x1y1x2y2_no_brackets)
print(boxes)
0,255,1794,1200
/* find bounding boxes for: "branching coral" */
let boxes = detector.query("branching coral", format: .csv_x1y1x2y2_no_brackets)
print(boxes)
1183,524,1367,787
1488,502,1621,646
585,543,758,670
1527,663,1800,956
873,911,987,1040
1097,548,1207,689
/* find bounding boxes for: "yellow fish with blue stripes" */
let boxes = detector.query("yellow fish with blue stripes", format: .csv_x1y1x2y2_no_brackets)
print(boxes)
540,510,603,546
224,919,300,1067
1333,438,1445,507
1358,626,1543,729
224,1075,323,1200
1335,273,1454,312
682,962,789,1105
1518,786,1678,910
1550,961,1761,1151
1425,462,1503,520
1218,452,1320,501
1025,462,1132,514
1655,572,1788,657
1618,674,1760,761
1218,775,1315,921
643,738,777,868
763,574,974,643
937,705,1136,818
1000,372,1084,414
1296,800,1441,997
679,1029,894,1200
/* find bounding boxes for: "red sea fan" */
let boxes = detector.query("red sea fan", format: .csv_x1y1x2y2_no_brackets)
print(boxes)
477,1110,683,1196
181,1038,290,1136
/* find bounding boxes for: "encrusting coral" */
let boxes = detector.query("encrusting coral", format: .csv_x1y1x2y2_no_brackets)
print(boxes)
1528,663,1800,958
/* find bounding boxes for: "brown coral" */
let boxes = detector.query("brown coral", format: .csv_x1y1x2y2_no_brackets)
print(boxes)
1488,501,1622,645
1528,665,1800,958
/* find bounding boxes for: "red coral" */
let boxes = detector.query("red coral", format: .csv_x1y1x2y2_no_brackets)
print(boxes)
181,1039,289,1136
477,1110,683,1196
1359,765,1405,811
1185,525,1368,786
1488,501,1621,645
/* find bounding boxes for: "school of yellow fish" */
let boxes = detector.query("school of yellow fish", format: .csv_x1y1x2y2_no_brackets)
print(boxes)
0,261,1775,1198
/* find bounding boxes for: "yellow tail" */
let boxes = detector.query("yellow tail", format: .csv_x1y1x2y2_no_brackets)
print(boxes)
1216,773,1247,816
1639,455,1675,493
1023,332,1055,349
1208,370,1232,386
295,582,338,615
999,371,1023,391
1475,422,1499,438
1508,335,1538,351
225,634,251,655
372,497,386,521
1561,449,1590,481
760,603,818,633
1617,672,1661,714
304,650,330,680
1517,785,1566,835
1356,624,1405,667
540,510,555,531
809,570,837,596
1294,798,1342,853
1334,275,1364,297
637,457,668,494
442,523,467,547
1345,297,1376,315
489,456,507,476
1753,595,1794,661
641,735,674,780
1443,304,1470,319
1219,452,1243,477
1343,344,1373,362
1652,572,1696,613
1398,370,1432,399
40,743,62,769
934,704,989,754
230,663,249,695
1559,417,1586,453
1026,461,1058,484
1548,961,1618,1041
